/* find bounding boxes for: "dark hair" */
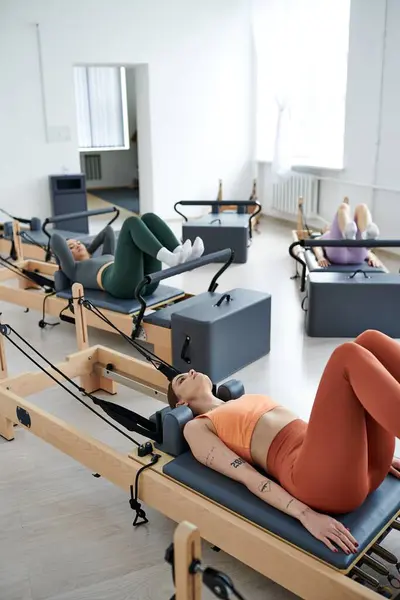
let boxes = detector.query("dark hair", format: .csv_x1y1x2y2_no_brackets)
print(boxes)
167,382,179,409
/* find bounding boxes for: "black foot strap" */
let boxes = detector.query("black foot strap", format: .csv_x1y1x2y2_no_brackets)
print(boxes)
129,453,160,527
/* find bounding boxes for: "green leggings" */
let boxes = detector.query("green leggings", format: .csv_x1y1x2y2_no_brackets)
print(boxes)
101,214,180,299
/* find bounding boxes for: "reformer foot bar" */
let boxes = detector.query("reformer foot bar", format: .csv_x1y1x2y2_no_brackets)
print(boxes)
0,207,119,262
0,315,399,599
289,238,400,337
174,200,262,264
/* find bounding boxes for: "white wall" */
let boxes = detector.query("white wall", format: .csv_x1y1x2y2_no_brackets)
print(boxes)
80,67,138,190
259,0,400,239
0,0,253,220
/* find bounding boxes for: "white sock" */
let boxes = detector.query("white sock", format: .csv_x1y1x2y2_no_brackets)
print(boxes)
156,247,180,267
190,237,205,260
178,239,192,264
362,222,379,240
343,221,357,240
173,244,182,254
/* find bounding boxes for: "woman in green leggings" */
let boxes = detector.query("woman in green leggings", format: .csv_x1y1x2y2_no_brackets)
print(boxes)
51,213,204,299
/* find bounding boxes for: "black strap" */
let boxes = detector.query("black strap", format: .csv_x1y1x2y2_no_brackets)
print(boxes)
348,269,370,280
0,324,143,448
129,454,160,526
78,298,181,381
215,293,231,307
180,336,191,364
301,294,308,312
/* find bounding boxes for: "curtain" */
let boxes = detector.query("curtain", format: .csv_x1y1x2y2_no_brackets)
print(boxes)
253,0,351,173
74,66,125,149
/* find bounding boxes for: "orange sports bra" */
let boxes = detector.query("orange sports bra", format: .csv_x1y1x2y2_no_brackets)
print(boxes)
196,394,279,464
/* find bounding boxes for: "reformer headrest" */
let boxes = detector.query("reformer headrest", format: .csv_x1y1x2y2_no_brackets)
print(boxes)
3,222,12,237
216,379,244,401
54,269,71,293
30,217,41,231
151,378,245,456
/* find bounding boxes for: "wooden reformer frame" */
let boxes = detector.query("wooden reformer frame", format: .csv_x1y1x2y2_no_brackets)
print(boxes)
0,297,394,600
0,223,198,363
0,220,50,261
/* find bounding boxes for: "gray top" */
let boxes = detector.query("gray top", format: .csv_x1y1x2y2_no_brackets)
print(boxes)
51,226,115,289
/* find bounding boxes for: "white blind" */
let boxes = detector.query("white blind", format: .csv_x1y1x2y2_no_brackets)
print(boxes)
253,0,351,170
74,66,126,150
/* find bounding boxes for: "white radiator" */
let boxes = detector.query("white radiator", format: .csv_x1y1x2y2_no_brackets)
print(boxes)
272,175,319,218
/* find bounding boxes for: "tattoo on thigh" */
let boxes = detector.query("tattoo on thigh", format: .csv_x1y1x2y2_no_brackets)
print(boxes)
205,447,216,467
230,458,245,469
258,480,271,493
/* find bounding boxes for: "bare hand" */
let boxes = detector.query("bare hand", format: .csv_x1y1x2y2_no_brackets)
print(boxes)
390,456,400,479
368,254,381,268
300,509,359,554
317,257,330,268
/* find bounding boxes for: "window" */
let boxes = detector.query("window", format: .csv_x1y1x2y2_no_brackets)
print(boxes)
74,66,129,151
253,0,351,171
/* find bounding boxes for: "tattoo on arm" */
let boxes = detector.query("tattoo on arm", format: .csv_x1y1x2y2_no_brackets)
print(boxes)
230,458,245,469
286,499,294,510
205,447,216,467
257,480,271,493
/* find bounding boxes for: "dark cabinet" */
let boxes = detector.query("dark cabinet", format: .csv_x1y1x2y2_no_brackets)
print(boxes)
49,174,88,233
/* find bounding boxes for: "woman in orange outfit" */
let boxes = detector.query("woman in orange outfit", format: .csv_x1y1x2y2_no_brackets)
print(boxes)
167,329,400,555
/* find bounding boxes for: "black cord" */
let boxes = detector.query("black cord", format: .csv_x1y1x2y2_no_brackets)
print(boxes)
0,255,44,287
39,291,59,328
79,298,176,373
20,231,51,255
129,454,160,527
0,325,142,447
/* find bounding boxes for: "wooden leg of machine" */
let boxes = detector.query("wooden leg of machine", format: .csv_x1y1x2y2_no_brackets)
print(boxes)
174,521,202,600
12,220,23,262
297,197,304,240
0,333,13,440
72,283,116,395
0,415,14,441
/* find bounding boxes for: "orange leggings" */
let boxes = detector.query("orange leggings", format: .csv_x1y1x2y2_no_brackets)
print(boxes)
269,330,400,514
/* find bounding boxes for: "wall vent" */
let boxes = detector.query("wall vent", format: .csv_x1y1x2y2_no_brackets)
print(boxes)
84,154,102,181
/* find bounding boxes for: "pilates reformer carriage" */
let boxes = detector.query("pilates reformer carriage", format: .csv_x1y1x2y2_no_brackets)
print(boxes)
289,199,400,338
0,206,120,262
0,224,271,380
0,304,400,600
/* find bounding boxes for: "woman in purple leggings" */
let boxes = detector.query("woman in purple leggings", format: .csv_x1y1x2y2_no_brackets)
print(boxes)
314,200,381,268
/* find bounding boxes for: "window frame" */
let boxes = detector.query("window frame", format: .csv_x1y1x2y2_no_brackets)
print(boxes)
75,66,130,153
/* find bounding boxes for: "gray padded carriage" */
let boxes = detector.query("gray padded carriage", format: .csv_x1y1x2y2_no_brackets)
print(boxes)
304,248,386,274
149,406,400,570
56,283,185,315
4,227,96,247
183,214,250,264
164,452,400,570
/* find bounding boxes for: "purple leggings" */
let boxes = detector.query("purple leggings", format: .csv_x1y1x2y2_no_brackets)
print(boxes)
320,214,368,264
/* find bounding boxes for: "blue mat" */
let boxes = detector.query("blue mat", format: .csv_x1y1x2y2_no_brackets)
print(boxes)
164,452,400,570
90,187,140,214
56,284,184,315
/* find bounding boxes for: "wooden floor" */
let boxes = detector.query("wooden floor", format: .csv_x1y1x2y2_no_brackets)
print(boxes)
1,217,400,600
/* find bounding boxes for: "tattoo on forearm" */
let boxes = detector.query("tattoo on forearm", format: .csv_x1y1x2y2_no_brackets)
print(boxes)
286,499,294,511
258,480,271,493
230,458,245,469
205,447,216,467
